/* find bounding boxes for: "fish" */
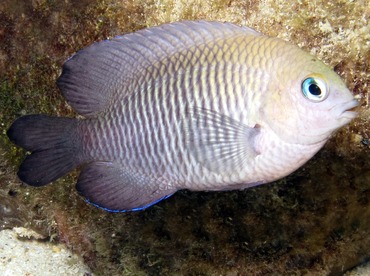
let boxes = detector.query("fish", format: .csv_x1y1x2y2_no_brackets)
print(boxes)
7,21,358,212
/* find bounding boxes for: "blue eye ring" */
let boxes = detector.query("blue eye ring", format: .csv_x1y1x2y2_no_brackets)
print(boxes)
301,76,328,102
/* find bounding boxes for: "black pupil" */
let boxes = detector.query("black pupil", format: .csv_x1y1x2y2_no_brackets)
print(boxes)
309,83,321,96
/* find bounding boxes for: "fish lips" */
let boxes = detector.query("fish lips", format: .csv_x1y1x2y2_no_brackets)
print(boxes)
335,99,359,124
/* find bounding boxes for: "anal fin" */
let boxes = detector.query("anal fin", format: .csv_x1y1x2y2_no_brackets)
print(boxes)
76,162,175,212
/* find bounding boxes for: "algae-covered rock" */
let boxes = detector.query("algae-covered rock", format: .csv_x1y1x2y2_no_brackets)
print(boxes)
0,0,369,275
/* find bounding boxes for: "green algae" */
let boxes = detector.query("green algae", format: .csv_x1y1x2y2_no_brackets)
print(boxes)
0,0,369,275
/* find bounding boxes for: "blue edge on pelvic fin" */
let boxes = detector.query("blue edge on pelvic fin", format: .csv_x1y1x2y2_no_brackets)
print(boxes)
85,193,175,213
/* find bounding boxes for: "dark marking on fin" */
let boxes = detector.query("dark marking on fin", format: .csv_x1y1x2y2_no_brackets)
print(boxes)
7,115,81,186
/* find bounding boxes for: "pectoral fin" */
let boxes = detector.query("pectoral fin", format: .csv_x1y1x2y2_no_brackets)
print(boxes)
185,108,260,172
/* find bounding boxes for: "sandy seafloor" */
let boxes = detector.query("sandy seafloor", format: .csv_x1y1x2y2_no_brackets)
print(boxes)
0,228,91,275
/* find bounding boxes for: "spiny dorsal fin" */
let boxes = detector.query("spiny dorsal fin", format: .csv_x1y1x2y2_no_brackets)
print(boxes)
57,21,262,117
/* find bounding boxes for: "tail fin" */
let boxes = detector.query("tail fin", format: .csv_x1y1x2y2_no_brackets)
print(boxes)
7,115,82,186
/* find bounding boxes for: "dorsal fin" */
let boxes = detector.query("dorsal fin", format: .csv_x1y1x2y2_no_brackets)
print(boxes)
57,21,262,117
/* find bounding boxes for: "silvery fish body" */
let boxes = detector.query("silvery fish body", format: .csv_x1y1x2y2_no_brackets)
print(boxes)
8,21,358,211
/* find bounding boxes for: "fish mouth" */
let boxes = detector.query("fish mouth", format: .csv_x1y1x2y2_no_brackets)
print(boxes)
338,99,359,120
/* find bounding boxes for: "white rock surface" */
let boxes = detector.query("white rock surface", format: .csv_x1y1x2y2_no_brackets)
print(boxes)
0,228,91,276
345,261,370,276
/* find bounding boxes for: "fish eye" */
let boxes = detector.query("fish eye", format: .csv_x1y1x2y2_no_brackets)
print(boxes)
301,76,328,102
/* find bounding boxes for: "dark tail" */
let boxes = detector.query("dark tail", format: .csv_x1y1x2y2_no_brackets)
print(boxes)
7,114,83,186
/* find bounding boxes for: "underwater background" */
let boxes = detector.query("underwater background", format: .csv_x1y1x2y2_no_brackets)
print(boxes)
0,0,369,275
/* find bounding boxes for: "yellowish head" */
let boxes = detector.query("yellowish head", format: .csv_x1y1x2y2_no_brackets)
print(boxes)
260,41,358,145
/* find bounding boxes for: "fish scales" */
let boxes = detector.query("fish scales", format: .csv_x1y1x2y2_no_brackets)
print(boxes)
85,36,293,185
7,21,358,212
